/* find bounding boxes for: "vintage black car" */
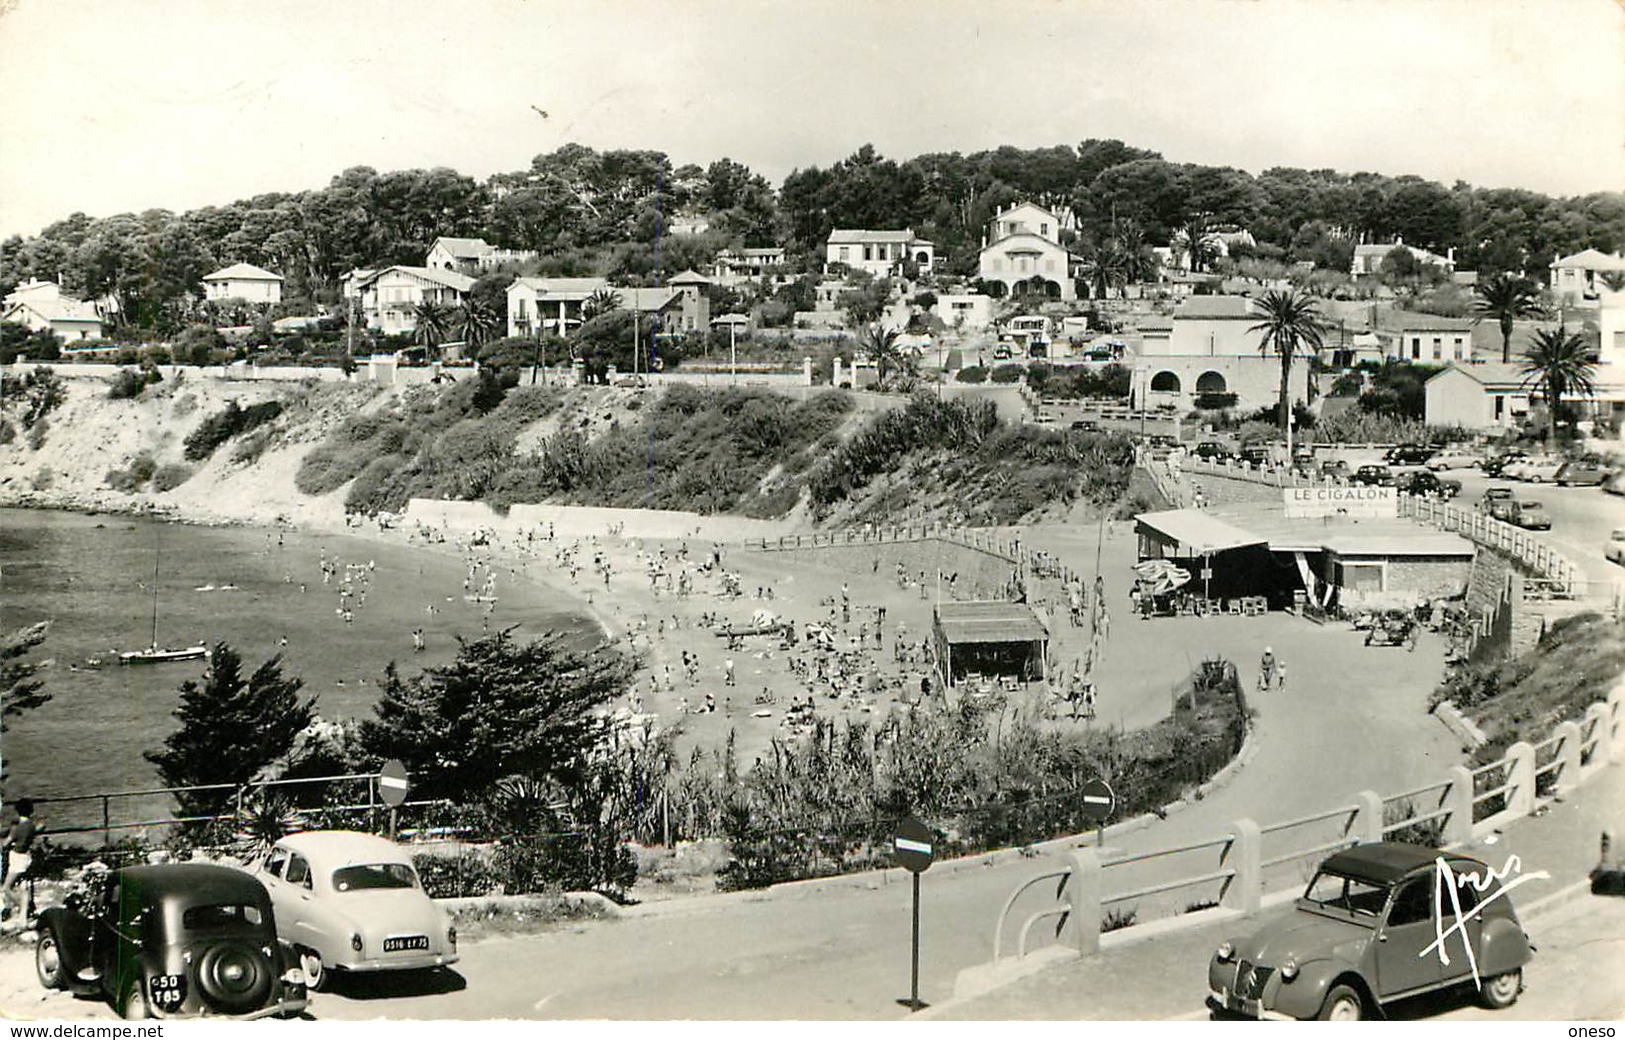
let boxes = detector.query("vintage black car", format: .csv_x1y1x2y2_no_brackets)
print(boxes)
35,863,309,1019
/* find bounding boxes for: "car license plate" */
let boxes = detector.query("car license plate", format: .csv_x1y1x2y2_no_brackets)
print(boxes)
383,935,429,952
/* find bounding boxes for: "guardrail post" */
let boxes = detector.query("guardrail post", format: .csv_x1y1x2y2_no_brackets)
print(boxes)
1354,790,1384,844
1610,686,1625,760
1553,721,1583,796
1445,766,1474,846
1505,741,1537,817
1223,819,1261,914
1065,848,1102,956
1585,702,1613,768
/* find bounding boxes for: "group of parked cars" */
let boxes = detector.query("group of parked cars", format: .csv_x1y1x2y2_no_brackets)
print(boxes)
34,830,457,1019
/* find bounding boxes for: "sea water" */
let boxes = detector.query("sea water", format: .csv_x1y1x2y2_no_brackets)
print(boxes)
0,508,593,833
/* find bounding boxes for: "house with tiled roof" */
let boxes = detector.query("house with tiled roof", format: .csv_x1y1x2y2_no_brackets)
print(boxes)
977,202,1076,302
1375,310,1477,363
357,266,474,335
1424,362,1536,429
826,229,934,278
2,292,105,343
1549,248,1625,306
1129,294,1307,412
425,236,538,275
505,278,701,338
1350,238,1455,282
666,270,712,332
203,263,283,304
714,247,788,281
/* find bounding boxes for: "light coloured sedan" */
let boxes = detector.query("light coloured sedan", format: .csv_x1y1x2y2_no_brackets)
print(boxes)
255,830,458,991
1608,529,1625,567
1507,457,1565,483
1427,448,1482,471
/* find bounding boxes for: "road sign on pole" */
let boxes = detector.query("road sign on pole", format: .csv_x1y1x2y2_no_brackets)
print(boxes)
379,759,409,841
1081,777,1116,849
893,817,934,1012
379,760,410,807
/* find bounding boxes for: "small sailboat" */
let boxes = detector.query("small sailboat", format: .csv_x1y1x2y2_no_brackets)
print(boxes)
121,542,208,665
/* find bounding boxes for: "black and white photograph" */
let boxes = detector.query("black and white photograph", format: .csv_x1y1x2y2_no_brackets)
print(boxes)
0,0,1623,1025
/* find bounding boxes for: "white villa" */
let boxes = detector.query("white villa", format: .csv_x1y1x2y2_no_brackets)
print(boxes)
825,229,934,278
977,202,1077,302
357,266,474,335
202,263,284,304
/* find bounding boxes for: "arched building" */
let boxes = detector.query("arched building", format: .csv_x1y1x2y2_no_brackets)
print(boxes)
978,202,1077,302
1129,295,1311,413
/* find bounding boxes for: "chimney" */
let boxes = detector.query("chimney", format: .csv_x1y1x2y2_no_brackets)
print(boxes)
1447,247,1455,263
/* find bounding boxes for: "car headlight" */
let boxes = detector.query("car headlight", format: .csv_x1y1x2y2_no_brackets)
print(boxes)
1280,959,1299,982
1215,941,1235,963
447,925,457,950
282,967,307,987
351,932,365,953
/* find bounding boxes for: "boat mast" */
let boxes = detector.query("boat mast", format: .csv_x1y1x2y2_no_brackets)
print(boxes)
150,540,161,650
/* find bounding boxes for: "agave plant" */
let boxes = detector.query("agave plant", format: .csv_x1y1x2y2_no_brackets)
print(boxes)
229,791,308,863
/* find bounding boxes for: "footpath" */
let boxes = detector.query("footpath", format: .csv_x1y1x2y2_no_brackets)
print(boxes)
931,760,1625,1020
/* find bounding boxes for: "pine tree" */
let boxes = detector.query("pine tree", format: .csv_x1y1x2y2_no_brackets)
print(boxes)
145,644,315,817
358,629,634,803
1,621,52,731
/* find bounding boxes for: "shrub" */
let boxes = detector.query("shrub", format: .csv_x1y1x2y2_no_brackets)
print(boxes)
1194,391,1238,410
230,428,275,465
105,453,159,492
955,365,988,384
414,851,501,898
1101,905,1139,932
26,417,48,451
183,399,284,461
989,364,1024,384
30,466,54,491
150,463,193,493
1383,797,1446,848
108,368,159,400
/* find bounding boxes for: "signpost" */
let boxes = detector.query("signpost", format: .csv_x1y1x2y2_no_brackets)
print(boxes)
894,816,934,1012
1080,777,1116,847
1283,486,1396,519
379,759,408,840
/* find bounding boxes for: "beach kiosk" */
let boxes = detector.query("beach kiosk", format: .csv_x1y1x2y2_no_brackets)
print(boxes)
932,601,1049,689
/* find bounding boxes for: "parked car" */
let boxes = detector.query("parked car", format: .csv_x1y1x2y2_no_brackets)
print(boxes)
1427,448,1482,471
1192,441,1230,461
1504,500,1552,530
1605,472,1625,496
1033,411,1057,424
1208,843,1533,1020
1070,418,1101,433
1555,460,1611,486
1480,486,1515,518
1507,456,1565,483
255,830,457,991
1238,444,1273,468
1384,444,1436,467
1318,459,1352,481
1607,529,1625,567
1397,470,1460,499
1351,464,1395,487
1480,450,1528,478
35,863,308,1019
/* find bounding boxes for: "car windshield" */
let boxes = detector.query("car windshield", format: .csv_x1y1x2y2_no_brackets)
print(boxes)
1519,503,1544,512
1303,870,1389,917
183,903,264,929
332,863,418,892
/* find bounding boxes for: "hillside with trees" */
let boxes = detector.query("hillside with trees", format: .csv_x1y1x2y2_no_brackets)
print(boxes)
3,141,1620,341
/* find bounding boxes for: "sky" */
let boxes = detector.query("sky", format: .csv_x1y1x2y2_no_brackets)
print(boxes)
0,0,1621,238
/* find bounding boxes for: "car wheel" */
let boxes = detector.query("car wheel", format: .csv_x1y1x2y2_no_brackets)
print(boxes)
1479,968,1521,1009
118,974,150,1020
34,925,66,989
1317,983,1364,1021
299,947,328,992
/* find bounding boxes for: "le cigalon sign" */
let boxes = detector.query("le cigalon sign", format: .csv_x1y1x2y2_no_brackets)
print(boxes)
1283,486,1396,519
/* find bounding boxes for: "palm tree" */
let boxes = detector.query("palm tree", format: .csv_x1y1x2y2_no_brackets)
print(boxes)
581,288,623,323
1081,242,1128,300
412,300,453,353
1175,217,1214,273
1473,272,1545,363
457,296,501,351
1248,289,1328,458
1520,324,1596,446
1600,270,1625,295
862,323,910,387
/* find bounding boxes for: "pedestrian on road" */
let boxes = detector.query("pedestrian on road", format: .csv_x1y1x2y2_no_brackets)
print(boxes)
724,659,736,687
2,799,37,926
1259,646,1276,693
1275,660,1288,693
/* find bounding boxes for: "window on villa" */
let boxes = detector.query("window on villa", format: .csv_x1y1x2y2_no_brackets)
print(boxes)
1494,397,1505,420
1454,339,1465,359
839,247,849,261
1040,223,1049,236
1432,337,1442,360
863,246,874,261
1411,337,1421,360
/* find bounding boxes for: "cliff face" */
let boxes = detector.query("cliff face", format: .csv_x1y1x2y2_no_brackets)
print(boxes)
0,371,375,526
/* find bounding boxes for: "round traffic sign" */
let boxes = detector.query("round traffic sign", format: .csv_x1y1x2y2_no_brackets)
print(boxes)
378,759,410,808
1080,777,1116,824
893,816,935,874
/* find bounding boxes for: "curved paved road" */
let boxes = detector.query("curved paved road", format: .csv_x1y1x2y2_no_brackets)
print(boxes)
0,523,1467,1021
